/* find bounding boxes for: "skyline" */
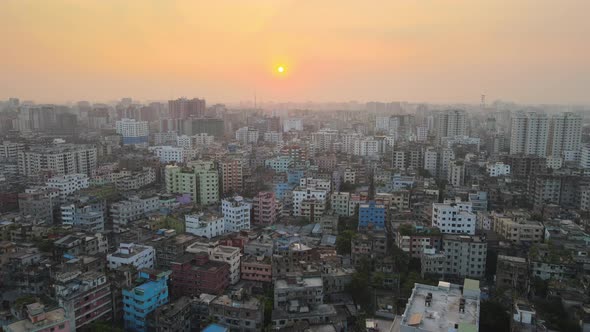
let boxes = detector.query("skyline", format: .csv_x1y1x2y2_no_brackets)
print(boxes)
1,0,590,104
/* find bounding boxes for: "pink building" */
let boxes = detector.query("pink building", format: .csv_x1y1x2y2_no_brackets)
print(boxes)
252,192,278,225
241,255,272,283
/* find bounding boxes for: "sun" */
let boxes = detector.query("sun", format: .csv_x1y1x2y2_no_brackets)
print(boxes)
277,66,285,73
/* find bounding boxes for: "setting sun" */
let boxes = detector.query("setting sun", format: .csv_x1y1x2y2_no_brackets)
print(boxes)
277,66,285,73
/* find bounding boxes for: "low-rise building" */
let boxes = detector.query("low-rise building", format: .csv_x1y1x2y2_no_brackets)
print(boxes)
496,255,529,293
4,303,71,332
186,241,241,284
54,271,112,330
210,290,264,332
107,243,155,270
400,279,480,332
170,253,230,297
358,201,386,231
493,216,544,244
432,200,476,235
123,269,170,332
241,255,272,283
147,296,193,332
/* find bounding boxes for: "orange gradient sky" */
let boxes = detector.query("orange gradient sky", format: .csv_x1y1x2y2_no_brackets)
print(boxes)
1,0,589,104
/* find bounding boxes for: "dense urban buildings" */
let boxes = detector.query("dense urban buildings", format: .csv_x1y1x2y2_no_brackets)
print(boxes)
1,96,589,332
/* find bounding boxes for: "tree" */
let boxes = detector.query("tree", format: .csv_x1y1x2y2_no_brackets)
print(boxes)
336,230,356,255
479,300,510,332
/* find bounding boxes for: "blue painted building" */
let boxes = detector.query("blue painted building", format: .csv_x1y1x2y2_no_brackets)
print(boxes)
358,201,386,231
274,182,294,200
287,169,305,185
123,269,170,332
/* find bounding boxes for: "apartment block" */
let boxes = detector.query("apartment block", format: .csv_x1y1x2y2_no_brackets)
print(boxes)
170,253,230,297
123,270,170,332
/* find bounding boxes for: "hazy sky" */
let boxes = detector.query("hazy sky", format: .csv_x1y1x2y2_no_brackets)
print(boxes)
1,0,589,104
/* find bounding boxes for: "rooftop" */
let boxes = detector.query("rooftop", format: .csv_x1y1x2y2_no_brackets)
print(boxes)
5,307,67,332
401,282,479,332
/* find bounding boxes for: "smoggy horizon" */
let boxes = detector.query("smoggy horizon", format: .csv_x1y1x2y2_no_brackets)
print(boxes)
2,0,589,105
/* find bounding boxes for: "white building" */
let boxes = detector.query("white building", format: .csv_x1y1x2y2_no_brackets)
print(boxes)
222,196,252,233
353,137,380,157
46,174,89,202
447,160,465,187
432,200,476,235
510,112,549,157
311,128,339,152
176,135,193,149
416,125,428,142
548,112,582,157
116,118,149,147
486,162,510,177
107,243,155,270
185,213,225,239
150,146,185,164
546,156,563,169
580,145,590,169
193,133,215,146
264,131,283,144
235,127,259,144
110,195,160,232
18,144,97,177
423,149,438,177
283,118,303,132
292,186,329,216
434,110,467,143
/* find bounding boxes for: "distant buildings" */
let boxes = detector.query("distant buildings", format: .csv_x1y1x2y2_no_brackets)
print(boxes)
116,118,149,147
18,144,97,177
510,112,549,157
169,98,206,119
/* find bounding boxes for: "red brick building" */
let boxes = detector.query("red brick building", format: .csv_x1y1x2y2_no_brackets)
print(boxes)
170,253,230,298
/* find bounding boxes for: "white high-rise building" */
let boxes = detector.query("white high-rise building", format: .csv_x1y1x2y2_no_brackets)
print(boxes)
435,110,467,142
311,128,339,152
432,199,476,235
353,137,380,157
235,127,259,144
116,118,149,147
548,112,582,157
510,112,549,157
18,144,97,177
283,118,303,132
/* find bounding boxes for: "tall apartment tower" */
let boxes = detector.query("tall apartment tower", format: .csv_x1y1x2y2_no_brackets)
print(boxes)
510,112,549,157
168,98,206,119
548,112,582,157
434,110,467,143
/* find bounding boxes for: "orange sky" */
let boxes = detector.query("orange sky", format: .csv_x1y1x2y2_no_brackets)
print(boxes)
1,0,589,104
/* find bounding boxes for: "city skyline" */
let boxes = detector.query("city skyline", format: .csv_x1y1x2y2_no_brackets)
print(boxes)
1,0,590,104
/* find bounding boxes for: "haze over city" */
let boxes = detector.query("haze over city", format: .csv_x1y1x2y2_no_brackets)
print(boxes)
3,2,590,332
1,0,590,104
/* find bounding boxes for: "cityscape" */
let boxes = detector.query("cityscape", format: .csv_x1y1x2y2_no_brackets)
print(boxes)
1,1,590,332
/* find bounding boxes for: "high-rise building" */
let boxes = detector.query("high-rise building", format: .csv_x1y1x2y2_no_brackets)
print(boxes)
18,144,97,177
547,112,582,157
168,98,206,119
219,159,243,195
182,118,224,138
434,110,467,143
165,163,219,205
116,118,149,147
509,112,549,157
